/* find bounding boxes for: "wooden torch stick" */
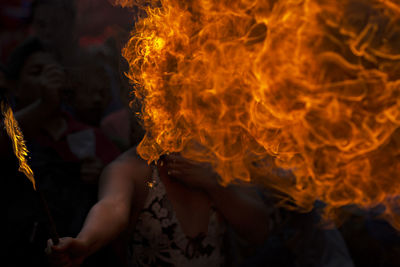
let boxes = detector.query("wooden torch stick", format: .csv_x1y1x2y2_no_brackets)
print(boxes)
1,95,59,245
38,190,60,245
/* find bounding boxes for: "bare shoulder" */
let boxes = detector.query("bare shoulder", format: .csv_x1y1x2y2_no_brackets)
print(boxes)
110,147,154,223
109,147,151,178
112,147,142,164
99,147,153,198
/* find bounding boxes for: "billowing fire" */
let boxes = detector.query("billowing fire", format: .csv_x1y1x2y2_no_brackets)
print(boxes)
1,102,36,189
118,0,400,228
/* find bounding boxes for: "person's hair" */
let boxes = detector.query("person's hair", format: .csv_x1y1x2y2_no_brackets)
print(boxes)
5,37,47,81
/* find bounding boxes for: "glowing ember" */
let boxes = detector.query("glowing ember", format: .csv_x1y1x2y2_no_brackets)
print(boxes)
1,102,36,190
120,0,400,228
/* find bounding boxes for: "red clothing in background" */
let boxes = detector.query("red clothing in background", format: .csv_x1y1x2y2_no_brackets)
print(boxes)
36,112,120,164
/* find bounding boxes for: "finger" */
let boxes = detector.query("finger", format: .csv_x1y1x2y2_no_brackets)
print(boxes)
164,160,178,167
52,237,73,253
45,246,52,255
166,154,200,167
165,154,182,162
165,160,190,171
164,155,185,164
170,154,196,163
45,239,54,255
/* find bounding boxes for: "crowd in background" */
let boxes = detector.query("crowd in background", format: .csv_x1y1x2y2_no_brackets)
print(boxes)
2,1,399,267
3,1,142,266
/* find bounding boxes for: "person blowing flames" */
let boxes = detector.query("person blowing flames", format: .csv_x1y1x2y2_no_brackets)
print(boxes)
47,0,397,266
115,0,400,228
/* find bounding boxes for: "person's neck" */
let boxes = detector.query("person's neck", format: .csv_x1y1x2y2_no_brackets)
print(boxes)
158,169,211,238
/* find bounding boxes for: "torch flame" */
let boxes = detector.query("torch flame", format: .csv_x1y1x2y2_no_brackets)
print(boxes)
120,0,400,228
1,102,36,190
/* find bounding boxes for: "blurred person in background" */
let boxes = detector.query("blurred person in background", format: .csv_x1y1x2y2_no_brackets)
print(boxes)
100,53,145,151
85,39,124,115
6,37,120,180
4,37,121,267
3,36,73,267
1,36,63,157
30,0,84,67
81,29,146,151
0,0,32,63
66,59,112,128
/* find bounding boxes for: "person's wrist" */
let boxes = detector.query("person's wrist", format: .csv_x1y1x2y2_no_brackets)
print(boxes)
75,235,92,257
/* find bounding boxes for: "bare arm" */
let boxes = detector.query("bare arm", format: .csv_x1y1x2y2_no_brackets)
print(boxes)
79,149,152,253
75,161,135,255
47,149,152,266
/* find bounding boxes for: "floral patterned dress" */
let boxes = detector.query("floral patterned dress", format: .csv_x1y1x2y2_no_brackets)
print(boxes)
129,168,226,267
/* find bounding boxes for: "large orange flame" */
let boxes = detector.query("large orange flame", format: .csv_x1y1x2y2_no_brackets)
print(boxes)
1,102,36,190
120,0,400,228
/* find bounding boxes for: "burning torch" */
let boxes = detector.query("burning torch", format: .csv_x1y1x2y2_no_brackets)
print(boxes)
1,92,60,245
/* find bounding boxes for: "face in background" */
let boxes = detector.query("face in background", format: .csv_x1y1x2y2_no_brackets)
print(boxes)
71,66,111,126
15,51,58,109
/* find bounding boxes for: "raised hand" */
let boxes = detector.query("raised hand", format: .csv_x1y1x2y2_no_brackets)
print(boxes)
162,154,219,191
